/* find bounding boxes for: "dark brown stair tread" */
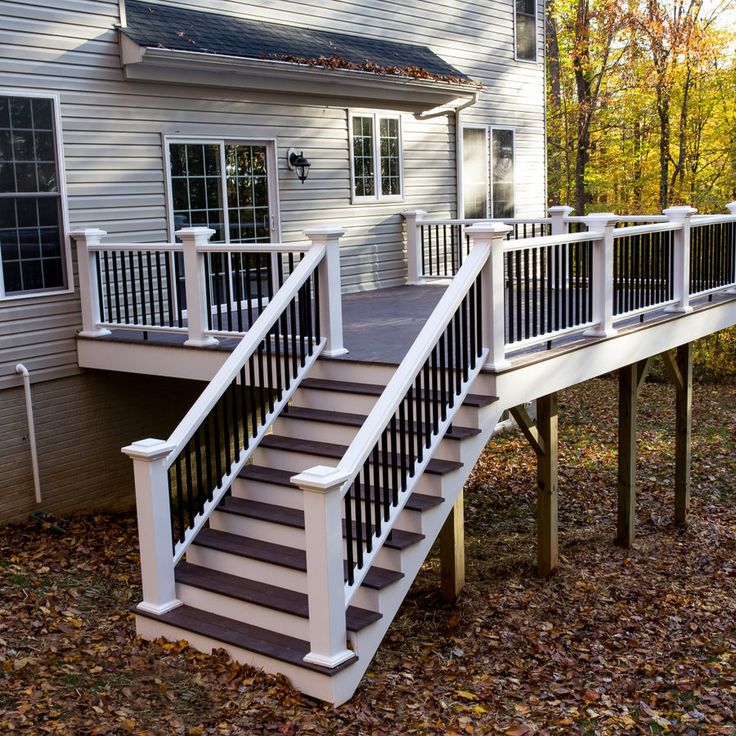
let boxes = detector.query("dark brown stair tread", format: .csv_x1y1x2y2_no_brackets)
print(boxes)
217,497,425,550
259,435,462,475
239,465,443,513
135,604,357,675
299,377,497,407
192,528,403,590
282,405,481,440
175,562,381,632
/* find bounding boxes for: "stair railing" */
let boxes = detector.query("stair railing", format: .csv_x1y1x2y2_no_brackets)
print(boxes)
291,221,512,669
122,226,345,616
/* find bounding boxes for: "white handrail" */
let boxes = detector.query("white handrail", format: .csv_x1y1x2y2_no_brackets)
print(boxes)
164,243,326,462
332,243,490,487
612,222,681,237
418,217,552,226
502,229,601,253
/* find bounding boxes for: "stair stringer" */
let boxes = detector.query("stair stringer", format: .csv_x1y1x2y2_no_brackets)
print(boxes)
327,397,506,704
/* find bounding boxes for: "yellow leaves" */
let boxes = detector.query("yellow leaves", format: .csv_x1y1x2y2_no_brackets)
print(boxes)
454,690,478,701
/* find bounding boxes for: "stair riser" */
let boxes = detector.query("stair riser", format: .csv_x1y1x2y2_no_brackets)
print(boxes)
253,447,454,488
232,478,305,510
209,510,403,570
291,389,481,428
186,544,308,594
274,416,463,463
291,388,378,415
176,582,311,640
311,360,397,386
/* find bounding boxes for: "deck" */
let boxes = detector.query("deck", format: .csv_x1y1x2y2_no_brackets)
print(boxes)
77,282,736,376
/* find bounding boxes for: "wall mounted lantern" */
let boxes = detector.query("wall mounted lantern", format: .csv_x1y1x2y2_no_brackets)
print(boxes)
287,148,311,184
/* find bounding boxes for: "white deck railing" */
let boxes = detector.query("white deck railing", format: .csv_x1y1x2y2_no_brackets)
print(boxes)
114,226,345,616
71,227,347,355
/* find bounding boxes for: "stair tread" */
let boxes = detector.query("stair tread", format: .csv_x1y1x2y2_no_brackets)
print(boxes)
239,465,444,512
260,434,463,475
192,528,404,590
135,604,357,675
218,496,425,550
299,377,497,407
175,562,382,632
282,405,481,440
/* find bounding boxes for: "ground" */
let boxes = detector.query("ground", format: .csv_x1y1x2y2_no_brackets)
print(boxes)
1,376,735,735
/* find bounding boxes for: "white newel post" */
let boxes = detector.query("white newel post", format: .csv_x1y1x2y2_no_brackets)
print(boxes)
726,202,736,294
548,205,574,236
583,213,619,338
305,226,348,357
466,222,512,371
663,206,697,314
71,229,111,337
401,210,427,285
291,465,354,668
176,227,218,347
122,438,181,615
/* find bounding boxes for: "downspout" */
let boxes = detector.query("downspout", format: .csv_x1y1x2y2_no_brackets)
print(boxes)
414,93,479,219
16,364,42,504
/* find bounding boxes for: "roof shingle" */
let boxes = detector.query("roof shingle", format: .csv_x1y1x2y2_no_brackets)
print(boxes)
122,0,473,83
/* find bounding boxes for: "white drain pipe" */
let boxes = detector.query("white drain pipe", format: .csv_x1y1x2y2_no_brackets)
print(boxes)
16,364,42,504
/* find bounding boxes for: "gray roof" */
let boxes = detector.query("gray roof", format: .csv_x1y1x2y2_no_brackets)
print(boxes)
122,0,473,83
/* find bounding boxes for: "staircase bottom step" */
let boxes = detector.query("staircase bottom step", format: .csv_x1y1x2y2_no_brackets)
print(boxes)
135,604,357,676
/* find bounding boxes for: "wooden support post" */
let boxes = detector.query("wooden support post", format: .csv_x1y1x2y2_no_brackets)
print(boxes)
536,393,559,577
439,491,465,603
675,343,693,525
617,364,638,548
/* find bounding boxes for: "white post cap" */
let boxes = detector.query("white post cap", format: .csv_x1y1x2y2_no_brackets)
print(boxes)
291,465,351,492
726,202,736,214
175,227,215,238
663,206,698,221
70,228,108,240
401,210,427,218
465,222,513,237
548,205,574,216
303,226,346,239
122,438,174,461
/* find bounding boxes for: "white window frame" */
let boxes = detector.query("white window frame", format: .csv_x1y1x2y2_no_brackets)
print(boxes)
162,135,281,244
0,89,73,301
513,0,539,63
348,110,404,204
490,127,516,218
461,124,490,220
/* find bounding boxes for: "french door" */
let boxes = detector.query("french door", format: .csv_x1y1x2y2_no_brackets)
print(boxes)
166,139,279,323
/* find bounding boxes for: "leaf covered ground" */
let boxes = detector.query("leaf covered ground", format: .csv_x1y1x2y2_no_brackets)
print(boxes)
1,377,735,735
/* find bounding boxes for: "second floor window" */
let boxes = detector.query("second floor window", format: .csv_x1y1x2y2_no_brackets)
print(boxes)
350,112,403,202
515,0,537,61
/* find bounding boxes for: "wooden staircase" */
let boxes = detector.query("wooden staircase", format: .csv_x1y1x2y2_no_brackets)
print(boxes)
135,359,501,704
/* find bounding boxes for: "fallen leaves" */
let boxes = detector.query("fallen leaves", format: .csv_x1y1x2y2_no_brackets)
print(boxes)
1,378,735,734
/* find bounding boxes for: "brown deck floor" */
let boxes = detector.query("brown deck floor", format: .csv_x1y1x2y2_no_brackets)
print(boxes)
95,284,735,369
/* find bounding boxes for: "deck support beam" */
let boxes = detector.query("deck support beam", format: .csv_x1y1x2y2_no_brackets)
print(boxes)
439,491,465,603
672,344,693,525
512,395,559,577
617,357,652,548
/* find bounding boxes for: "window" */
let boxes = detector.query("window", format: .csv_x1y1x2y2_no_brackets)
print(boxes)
166,139,277,309
167,140,274,244
461,126,515,219
491,129,515,218
350,112,403,201
0,94,67,297
462,127,488,219
515,0,537,61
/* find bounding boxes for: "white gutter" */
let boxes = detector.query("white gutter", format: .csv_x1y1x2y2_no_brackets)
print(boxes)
15,364,42,504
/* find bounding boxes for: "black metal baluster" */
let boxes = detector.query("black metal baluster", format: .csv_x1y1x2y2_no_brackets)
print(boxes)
414,372,423,464
184,441,195,530
407,387,416,474
194,424,205,509
345,492,354,585
399,401,408,491
120,252,130,324
174,458,185,545
103,251,113,324
381,431,390,522
507,252,515,343
371,445,381,538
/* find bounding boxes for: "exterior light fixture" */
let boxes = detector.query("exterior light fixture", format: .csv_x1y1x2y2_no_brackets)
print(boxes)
287,148,311,183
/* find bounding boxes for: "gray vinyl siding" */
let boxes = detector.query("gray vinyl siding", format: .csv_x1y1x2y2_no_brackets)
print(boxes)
0,371,204,524
0,0,546,386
